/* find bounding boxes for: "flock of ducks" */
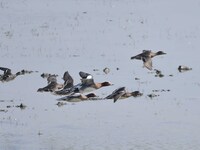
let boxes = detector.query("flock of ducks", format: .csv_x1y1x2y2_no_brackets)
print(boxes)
38,70,143,103
1,50,192,103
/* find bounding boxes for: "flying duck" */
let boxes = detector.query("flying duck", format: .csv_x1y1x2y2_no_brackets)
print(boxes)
57,92,97,102
54,71,112,95
131,50,166,70
37,75,63,92
105,87,143,103
0,67,33,82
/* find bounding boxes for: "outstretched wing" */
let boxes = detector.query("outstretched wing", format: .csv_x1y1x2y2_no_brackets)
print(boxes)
105,87,126,102
63,71,74,88
57,93,81,101
79,71,93,79
130,50,150,60
142,57,152,70
113,91,126,103
37,82,57,92
0,67,11,75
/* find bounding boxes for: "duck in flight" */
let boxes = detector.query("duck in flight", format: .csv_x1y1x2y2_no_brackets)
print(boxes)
0,67,34,82
38,71,74,93
37,74,63,92
54,71,112,95
74,71,112,93
57,92,97,102
131,50,166,70
105,87,143,103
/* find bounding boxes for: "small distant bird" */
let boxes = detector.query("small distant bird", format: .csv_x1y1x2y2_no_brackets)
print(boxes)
105,87,143,103
0,67,16,81
103,67,110,74
0,67,32,82
41,73,58,79
57,92,97,102
178,65,192,72
79,71,93,80
131,50,166,70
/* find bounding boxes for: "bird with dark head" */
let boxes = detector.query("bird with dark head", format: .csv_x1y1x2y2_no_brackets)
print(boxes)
76,71,112,93
155,51,166,56
131,50,166,70
0,67,33,82
57,92,97,102
105,87,143,103
54,71,112,95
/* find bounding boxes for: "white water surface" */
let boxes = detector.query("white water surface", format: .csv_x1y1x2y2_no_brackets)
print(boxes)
0,0,200,149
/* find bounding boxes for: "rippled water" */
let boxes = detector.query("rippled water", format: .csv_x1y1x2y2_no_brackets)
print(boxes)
1,0,200,149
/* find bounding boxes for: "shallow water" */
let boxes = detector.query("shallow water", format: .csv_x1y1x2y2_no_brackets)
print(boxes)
1,0,200,149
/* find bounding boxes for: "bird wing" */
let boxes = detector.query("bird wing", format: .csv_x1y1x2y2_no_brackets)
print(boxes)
62,71,69,81
130,50,150,60
79,71,93,79
130,53,143,60
0,67,11,75
105,87,125,101
113,91,125,103
38,82,57,92
57,93,81,101
112,87,126,94
54,88,72,95
63,71,73,82
63,71,74,88
142,57,152,70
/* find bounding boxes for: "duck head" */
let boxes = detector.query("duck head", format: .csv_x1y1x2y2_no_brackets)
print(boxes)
131,91,143,97
156,51,166,55
86,93,97,98
101,82,113,87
